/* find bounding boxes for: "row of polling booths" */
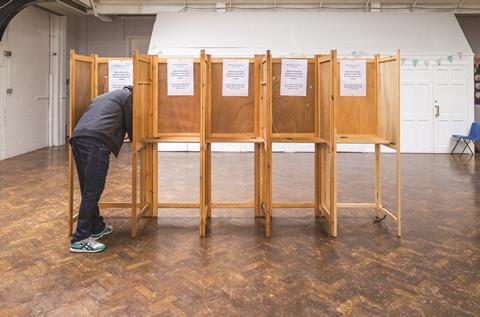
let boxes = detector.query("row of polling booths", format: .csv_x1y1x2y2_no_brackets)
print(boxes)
68,49,401,239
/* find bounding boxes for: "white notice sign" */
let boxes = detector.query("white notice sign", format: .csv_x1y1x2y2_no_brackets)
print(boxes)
167,59,194,96
340,59,366,96
108,60,133,92
222,59,249,97
280,59,308,96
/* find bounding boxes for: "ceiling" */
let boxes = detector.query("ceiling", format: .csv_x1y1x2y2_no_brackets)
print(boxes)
90,0,480,14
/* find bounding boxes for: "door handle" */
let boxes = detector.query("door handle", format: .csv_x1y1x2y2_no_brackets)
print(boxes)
434,104,440,117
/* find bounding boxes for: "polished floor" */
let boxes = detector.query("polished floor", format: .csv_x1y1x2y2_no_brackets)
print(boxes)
0,145,479,316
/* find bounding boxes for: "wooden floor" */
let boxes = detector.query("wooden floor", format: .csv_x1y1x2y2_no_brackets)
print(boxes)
0,145,479,316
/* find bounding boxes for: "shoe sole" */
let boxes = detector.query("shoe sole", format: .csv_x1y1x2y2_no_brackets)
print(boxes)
70,247,105,253
91,228,113,240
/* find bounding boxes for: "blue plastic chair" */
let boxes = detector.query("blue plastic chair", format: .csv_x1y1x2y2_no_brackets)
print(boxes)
451,122,480,154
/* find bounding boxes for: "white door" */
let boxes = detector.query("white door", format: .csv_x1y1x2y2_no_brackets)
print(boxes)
400,67,434,153
3,7,50,159
401,65,469,153
433,66,468,153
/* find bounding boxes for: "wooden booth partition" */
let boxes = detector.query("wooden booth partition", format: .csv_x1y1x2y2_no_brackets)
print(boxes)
334,50,401,237
316,51,337,237
68,50,152,238
259,51,272,237
131,51,155,237
203,54,265,230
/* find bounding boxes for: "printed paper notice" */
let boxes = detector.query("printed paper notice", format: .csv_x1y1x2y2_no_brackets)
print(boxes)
280,59,308,96
340,60,366,96
167,59,194,96
108,60,133,92
222,59,249,97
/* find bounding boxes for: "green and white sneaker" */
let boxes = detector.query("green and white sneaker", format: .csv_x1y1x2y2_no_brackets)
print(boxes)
91,224,113,240
70,237,106,253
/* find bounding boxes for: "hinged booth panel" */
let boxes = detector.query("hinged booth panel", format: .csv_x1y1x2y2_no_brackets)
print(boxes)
377,55,401,148
335,58,378,141
68,50,95,236
206,57,261,141
316,51,337,237
153,57,202,141
271,58,317,141
132,52,155,236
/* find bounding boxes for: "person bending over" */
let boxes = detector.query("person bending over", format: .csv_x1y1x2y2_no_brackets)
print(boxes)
70,86,133,253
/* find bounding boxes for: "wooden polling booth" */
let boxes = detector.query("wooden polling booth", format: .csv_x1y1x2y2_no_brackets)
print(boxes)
147,52,206,235
260,51,337,238
334,50,401,237
68,50,154,238
202,54,266,236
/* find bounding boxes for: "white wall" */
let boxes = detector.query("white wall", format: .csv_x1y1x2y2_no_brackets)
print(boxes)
149,12,472,56
148,11,475,153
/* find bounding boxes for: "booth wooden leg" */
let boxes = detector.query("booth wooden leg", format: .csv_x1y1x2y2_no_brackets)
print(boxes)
144,144,156,217
152,143,158,217
314,143,321,218
131,150,138,238
206,143,212,219
330,146,337,237
254,143,262,217
396,149,402,237
140,147,146,214
375,144,382,219
199,146,207,237
265,144,272,238
68,145,74,236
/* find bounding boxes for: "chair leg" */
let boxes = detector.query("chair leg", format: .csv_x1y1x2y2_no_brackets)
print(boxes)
451,138,461,154
462,139,474,155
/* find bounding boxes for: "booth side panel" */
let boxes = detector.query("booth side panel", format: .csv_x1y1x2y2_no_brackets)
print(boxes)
135,58,152,144
271,61,315,134
68,52,94,235
157,62,201,134
319,61,332,143
73,60,93,127
97,63,109,96
210,61,255,134
335,61,377,136
378,59,400,146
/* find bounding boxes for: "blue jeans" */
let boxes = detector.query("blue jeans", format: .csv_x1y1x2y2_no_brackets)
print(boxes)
71,137,110,243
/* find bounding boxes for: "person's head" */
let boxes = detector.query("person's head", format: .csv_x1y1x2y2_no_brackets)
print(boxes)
123,85,133,94
123,86,133,108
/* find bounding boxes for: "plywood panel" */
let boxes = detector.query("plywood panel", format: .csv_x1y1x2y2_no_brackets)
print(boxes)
157,62,200,134
335,61,376,135
74,60,92,127
135,58,151,143
210,61,255,134
97,62,108,96
319,60,331,143
271,60,315,134
378,59,399,145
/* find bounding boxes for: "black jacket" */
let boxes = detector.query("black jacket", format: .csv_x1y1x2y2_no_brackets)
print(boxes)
71,87,133,157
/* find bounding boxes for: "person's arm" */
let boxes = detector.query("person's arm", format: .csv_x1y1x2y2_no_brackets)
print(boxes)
123,93,133,141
